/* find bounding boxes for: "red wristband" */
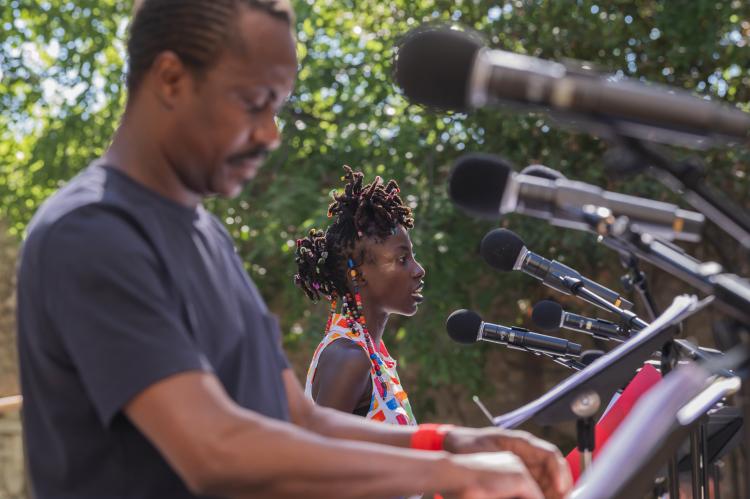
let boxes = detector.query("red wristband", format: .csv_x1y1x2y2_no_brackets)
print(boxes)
410,424,454,451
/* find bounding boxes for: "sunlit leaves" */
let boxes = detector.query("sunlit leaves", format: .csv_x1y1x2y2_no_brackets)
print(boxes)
2,0,750,418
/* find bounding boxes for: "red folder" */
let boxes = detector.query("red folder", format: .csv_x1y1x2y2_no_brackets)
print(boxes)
566,363,662,482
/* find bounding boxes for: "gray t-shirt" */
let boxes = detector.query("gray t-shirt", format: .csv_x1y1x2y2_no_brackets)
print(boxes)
17,163,290,498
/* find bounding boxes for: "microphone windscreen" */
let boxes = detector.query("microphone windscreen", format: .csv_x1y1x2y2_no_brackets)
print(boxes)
446,309,482,344
449,154,514,219
531,300,564,332
394,26,483,110
480,228,526,272
580,349,606,366
519,164,567,181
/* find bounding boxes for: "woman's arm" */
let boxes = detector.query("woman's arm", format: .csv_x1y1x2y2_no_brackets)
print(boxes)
310,339,372,413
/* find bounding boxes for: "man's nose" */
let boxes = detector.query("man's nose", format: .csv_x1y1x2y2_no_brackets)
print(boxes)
252,112,281,151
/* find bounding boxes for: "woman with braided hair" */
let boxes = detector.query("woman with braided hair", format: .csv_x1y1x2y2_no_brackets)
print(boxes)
295,166,425,425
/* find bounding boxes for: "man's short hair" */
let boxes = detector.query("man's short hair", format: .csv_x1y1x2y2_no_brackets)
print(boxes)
127,0,295,93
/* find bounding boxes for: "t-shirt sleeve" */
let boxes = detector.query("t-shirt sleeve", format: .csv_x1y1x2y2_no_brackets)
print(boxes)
266,312,290,370
41,206,209,427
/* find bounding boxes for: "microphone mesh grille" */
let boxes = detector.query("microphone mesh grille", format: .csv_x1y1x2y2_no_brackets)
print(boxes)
394,26,483,110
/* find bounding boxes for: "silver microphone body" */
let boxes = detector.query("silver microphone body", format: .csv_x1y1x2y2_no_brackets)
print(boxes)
501,172,704,242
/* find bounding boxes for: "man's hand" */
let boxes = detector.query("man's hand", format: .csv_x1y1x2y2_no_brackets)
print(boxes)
443,427,573,499
443,452,543,499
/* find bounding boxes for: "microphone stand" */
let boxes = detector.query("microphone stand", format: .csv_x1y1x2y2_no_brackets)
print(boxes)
619,249,684,497
493,295,708,477
582,210,738,371
589,210,741,496
662,337,683,499
567,274,687,494
619,253,659,322
572,361,743,499
608,135,750,253
525,349,586,371
562,276,649,332
609,138,750,493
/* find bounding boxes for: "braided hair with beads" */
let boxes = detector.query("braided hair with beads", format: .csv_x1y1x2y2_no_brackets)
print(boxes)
294,166,414,397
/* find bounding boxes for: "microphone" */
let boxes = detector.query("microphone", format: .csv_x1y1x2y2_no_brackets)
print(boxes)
520,163,566,181
449,153,704,242
394,26,750,146
532,300,627,342
580,349,605,366
446,309,582,357
480,228,634,310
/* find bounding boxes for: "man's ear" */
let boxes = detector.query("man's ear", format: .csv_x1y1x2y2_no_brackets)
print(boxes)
148,50,192,109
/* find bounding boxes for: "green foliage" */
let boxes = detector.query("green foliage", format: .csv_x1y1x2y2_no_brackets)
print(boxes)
2,0,750,418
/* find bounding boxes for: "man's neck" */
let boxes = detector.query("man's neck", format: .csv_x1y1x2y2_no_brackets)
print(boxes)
104,114,201,208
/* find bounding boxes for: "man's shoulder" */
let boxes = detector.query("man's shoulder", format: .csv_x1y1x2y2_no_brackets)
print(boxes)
23,165,152,264
28,163,127,236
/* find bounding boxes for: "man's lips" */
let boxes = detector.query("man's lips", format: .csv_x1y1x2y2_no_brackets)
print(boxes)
228,149,269,167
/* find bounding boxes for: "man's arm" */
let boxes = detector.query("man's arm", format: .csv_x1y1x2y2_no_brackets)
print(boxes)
286,370,572,499
126,370,544,499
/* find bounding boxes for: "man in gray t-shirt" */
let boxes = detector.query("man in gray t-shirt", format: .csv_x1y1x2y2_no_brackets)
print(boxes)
17,1,571,498
19,163,290,497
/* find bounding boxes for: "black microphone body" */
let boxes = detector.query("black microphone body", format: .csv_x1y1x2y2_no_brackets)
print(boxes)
480,228,634,310
521,251,633,310
395,27,750,146
446,309,582,357
532,300,626,341
561,311,623,340
480,322,582,357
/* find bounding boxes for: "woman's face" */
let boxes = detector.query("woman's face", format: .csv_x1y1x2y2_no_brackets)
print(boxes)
356,225,425,317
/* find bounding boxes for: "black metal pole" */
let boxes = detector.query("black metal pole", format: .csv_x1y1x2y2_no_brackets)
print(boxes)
576,416,596,473
690,429,701,498
661,341,680,499
700,423,710,498
712,461,721,499
742,376,750,499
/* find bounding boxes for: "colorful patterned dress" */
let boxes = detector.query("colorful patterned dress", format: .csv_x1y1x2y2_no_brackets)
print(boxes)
305,314,417,426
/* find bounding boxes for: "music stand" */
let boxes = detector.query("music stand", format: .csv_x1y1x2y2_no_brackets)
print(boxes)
493,295,709,473
571,365,741,499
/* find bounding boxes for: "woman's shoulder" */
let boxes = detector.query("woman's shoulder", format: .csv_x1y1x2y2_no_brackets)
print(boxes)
313,336,373,400
319,335,370,368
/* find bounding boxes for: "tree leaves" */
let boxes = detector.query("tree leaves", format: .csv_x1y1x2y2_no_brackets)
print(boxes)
2,0,749,419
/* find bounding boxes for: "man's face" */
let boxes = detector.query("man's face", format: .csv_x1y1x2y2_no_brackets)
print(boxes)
165,8,297,199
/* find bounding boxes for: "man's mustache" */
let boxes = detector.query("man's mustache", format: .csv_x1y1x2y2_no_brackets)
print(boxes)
227,148,270,165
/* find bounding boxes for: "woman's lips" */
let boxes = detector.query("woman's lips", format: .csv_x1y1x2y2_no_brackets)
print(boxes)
412,283,424,302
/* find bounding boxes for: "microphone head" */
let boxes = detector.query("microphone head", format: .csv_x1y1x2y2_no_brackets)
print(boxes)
446,309,482,344
394,26,483,110
519,164,567,181
449,153,514,219
480,228,526,272
580,349,605,366
531,300,564,332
